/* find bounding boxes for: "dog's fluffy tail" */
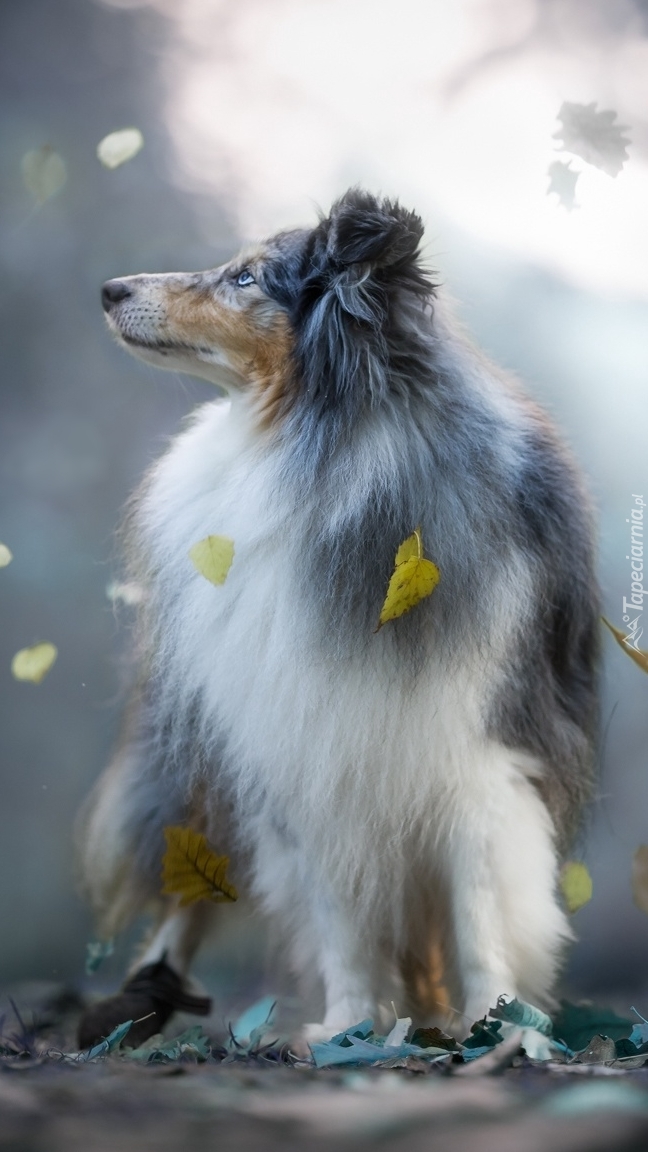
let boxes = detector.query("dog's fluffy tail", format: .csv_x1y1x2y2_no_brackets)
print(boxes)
75,744,162,938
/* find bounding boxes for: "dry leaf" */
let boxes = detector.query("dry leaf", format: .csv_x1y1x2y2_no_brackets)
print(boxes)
547,160,580,211
377,528,440,629
97,128,144,169
553,102,630,177
632,846,648,915
189,535,234,585
21,146,67,203
11,642,58,684
560,861,593,913
162,825,238,906
602,617,648,674
0,543,12,567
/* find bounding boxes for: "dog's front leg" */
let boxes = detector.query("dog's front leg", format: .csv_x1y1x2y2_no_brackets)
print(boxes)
445,755,569,1027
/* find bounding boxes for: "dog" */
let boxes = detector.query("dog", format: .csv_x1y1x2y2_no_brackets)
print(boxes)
77,189,599,1050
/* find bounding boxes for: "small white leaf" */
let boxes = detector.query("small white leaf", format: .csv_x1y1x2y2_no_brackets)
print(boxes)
97,128,144,170
384,1016,411,1047
0,543,13,567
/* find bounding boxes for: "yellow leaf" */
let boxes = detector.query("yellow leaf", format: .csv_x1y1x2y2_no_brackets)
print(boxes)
377,529,440,629
0,543,12,567
162,826,238,906
394,528,422,567
189,535,234,585
632,845,648,915
21,146,67,203
602,616,648,674
11,642,58,684
560,861,593,913
97,127,144,169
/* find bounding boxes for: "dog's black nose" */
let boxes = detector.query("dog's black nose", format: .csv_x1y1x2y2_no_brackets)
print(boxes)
102,279,133,311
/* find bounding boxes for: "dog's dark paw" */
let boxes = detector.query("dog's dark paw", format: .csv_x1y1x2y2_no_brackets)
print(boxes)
77,957,212,1051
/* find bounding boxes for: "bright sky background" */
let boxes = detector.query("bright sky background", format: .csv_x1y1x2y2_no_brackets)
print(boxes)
107,0,648,299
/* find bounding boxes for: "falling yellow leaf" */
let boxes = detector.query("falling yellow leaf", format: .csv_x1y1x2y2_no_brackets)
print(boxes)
377,528,440,629
560,861,593,913
11,642,58,684
21,146,67,204
632,846,648,915
0,543,12,567
97,128,144,169
162,826,238,906
602,617,648,674
189,535,234,586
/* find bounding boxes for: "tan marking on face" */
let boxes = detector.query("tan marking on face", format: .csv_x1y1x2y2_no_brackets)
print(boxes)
161,273,298,430
249,312,298,429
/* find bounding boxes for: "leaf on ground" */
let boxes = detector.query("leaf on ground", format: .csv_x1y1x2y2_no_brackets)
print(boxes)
629,1007,648,1048
97,127,144,169
189,535,235,586
126,1025,210,1063
462,1019,503,1050
632,845,648,914
85,938,114,975
229,996,277,1052
384,1016,411,1047
553,101,630,177
552,1001,633,1052
573,1033,617,1064
310,1033,451,1069
11,642,57,684
602,617,648,674
21,146,67,203
161,825,238,906
0,543,12,567
490,995,553,1036
377,528,440,629
84,1019,132,1061
547,160,580,211
410,1026,458,1051
560,861,593,913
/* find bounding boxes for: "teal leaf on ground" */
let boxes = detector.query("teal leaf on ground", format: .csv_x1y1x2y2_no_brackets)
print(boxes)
490,995,553,1036
229,996,277,1051
84,1019,132,1061
462,1018,503,1049
310,1032,451,1069
460,1044,498,1062
552,1001,633,1052
329,1019,374,1047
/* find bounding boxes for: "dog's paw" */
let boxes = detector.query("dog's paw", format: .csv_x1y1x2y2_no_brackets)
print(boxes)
289,1022,337,1059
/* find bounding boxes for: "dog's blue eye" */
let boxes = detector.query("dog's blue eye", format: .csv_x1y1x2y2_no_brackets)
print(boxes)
237,270,255,287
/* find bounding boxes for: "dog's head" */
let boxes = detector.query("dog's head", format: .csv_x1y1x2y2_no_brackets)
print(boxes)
102,189,434,428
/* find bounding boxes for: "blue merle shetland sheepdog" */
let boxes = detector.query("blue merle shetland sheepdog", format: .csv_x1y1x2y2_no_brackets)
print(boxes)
77,189,599,1050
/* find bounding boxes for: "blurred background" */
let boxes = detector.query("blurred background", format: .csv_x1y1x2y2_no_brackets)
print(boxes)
1,0,647,1019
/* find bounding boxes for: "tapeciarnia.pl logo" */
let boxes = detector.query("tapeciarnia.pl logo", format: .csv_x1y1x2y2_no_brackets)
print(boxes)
622,494,645,650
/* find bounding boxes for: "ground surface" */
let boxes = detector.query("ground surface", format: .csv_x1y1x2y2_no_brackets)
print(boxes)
3,985,648,1151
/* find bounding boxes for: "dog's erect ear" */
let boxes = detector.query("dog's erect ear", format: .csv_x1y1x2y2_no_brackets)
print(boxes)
325,189,424,270
288,189,434,426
